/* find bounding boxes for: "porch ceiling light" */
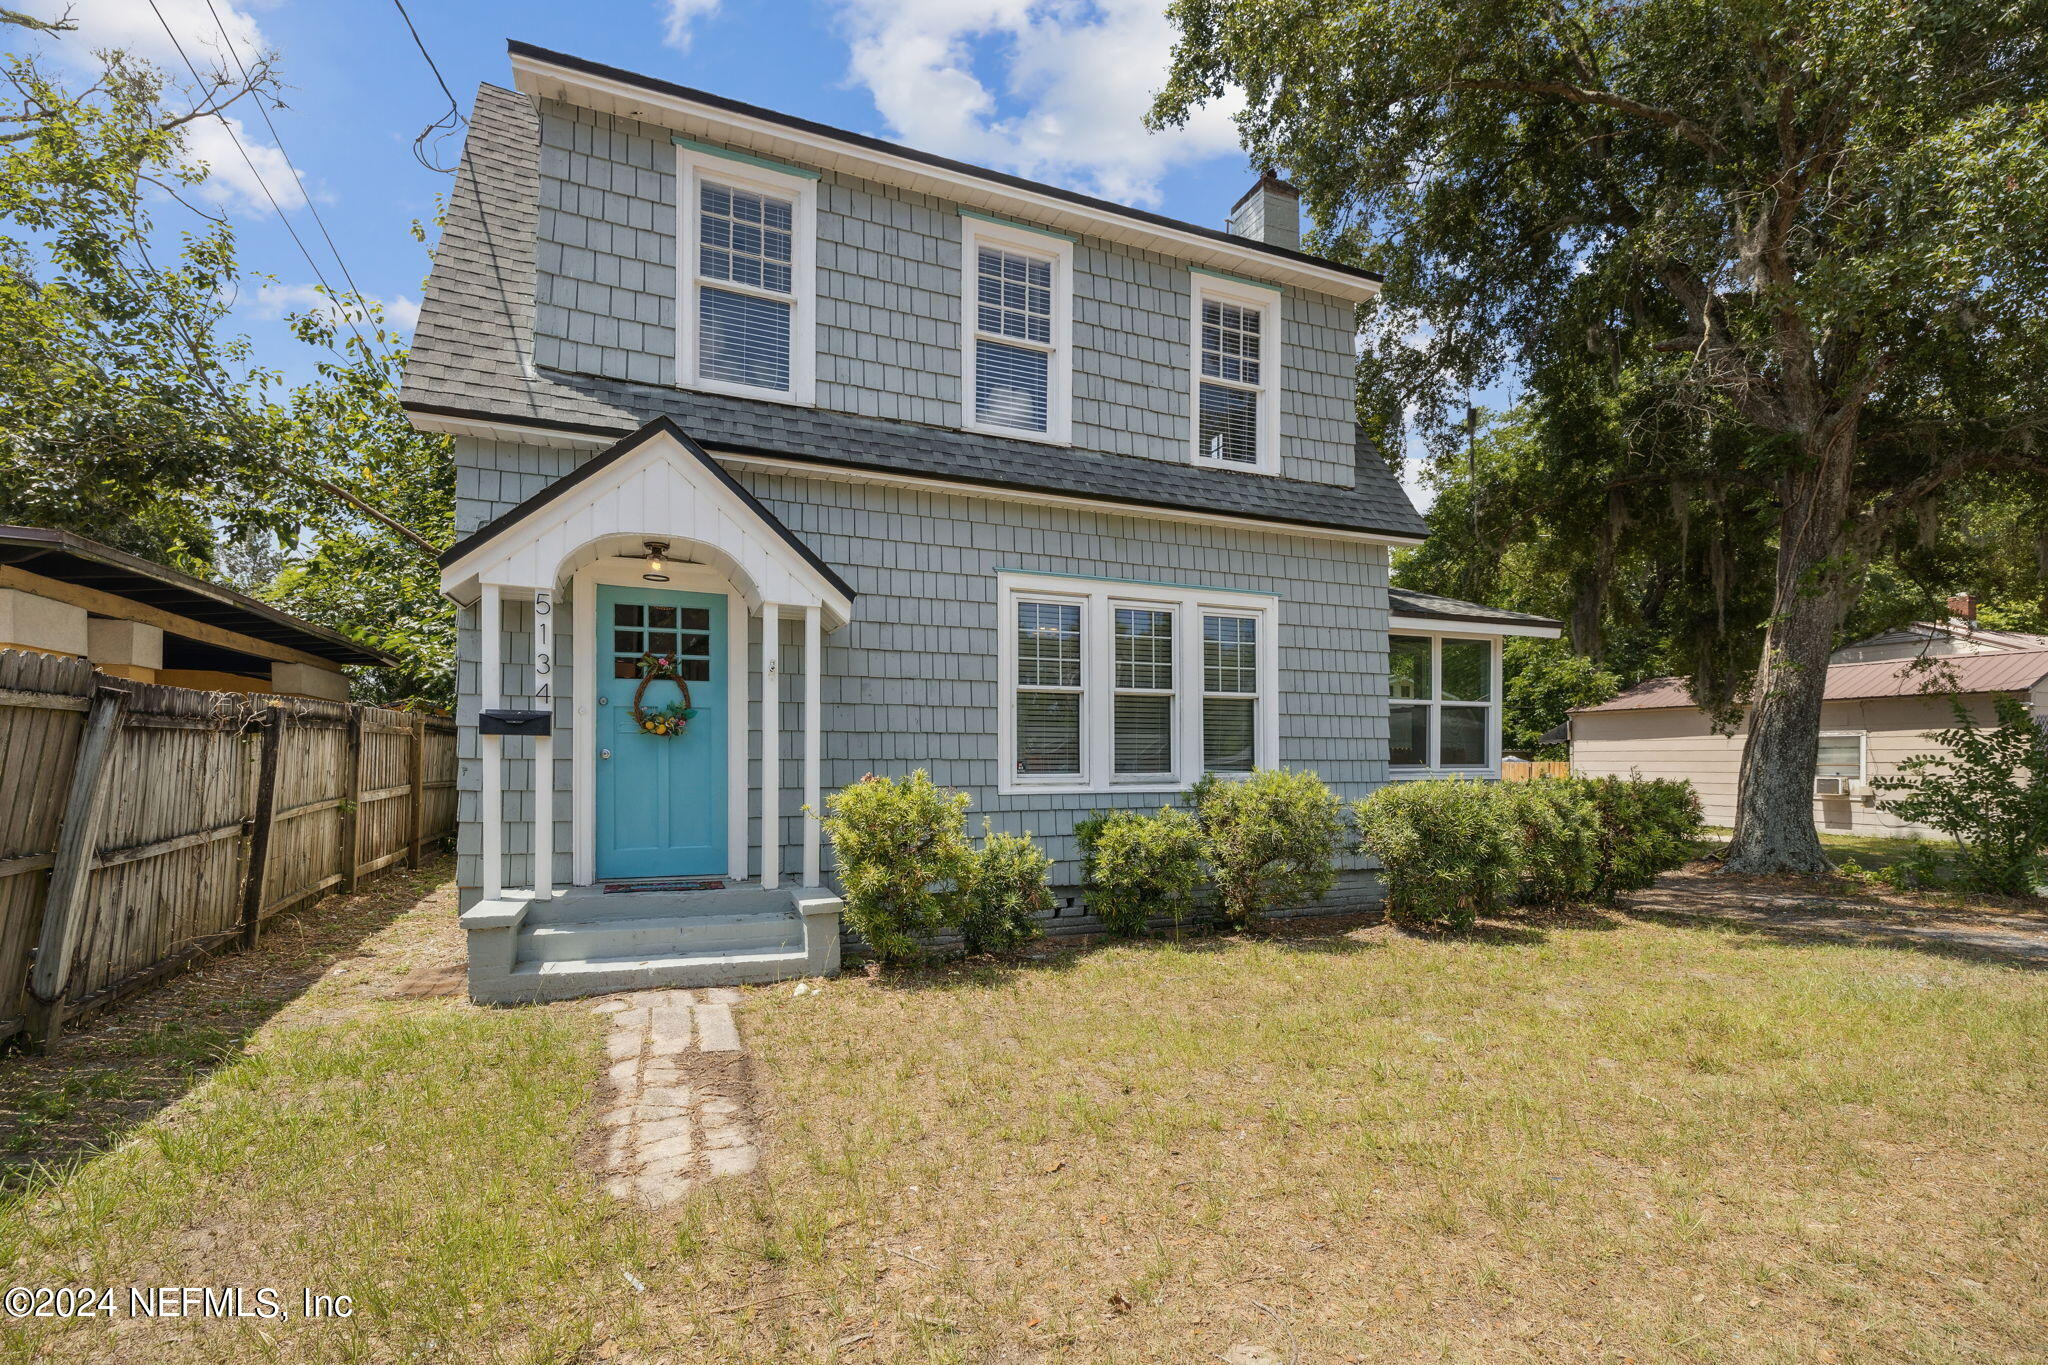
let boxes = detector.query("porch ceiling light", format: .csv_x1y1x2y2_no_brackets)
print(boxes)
641,540,670,582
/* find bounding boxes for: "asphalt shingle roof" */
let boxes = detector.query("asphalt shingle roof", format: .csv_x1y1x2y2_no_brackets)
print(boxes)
400,83,1430,542
1387,588,1562,630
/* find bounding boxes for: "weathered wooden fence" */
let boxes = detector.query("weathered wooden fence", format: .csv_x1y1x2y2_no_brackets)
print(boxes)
0,649,455,1049
1501,759,1572,782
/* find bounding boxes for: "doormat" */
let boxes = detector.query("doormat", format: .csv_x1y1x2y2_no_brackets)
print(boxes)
603,879,725,894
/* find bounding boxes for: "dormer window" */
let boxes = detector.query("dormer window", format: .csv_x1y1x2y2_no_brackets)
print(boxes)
675,143,817,405
961,214,1073,445
1190,272,1282,475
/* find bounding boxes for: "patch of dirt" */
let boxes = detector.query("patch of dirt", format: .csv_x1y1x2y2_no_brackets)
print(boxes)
1628,865,2048,965
0,859,461,1188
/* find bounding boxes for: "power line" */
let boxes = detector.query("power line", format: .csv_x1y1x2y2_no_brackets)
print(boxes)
143,0,376,357
389,0,465,172
199,0,396,361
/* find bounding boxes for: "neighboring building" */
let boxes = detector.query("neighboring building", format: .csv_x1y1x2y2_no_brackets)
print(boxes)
0,526,393,701
402,42,1555,999
1569,610,2048,836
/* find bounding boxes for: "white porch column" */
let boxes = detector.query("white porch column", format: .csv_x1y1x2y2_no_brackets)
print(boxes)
532,586,554,902
760,602,781,890
478,582,503,902
803,603,822,887
726,598,748,882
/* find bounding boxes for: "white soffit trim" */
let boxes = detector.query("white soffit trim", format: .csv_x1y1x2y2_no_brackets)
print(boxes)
1389,614,1560,639
509,54,1381,304
407,407,613,449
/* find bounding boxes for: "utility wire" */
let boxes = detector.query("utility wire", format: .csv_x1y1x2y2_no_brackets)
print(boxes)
143,0,376,356
199,0,398,362
389,0,465,172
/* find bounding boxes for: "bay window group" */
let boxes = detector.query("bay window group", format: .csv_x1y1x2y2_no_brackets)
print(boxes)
1001,574,1277,794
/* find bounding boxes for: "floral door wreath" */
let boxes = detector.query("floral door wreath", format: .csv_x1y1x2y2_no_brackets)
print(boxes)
632,653,699,736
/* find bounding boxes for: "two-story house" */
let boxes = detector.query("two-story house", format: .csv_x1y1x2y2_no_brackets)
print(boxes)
402,41,1558,1001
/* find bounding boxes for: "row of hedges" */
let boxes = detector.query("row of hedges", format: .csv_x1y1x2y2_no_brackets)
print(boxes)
822,769,1702,961
1356,776,1704,930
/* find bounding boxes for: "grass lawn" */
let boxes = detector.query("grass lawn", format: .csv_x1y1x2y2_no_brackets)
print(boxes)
1699,827,1950,875
3,876,2046,1362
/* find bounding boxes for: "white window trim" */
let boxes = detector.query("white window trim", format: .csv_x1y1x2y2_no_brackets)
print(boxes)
1386,630,1503,778
997,572,1279,796
1189,272,1283,476
1817,730,1869,783
675,146,818,406
961,214,1074,446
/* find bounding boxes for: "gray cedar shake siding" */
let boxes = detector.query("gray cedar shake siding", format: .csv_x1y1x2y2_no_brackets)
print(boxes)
530,98,1360,488
419,76,1425,910
454,433,1392,897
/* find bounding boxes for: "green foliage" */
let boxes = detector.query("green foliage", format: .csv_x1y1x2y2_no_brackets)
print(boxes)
1356,776,1700,928
1189,769,1346,928
1874,699,2048,897
957,821,1052,956
1494,780,1601,908
819,772,971,963
1354,780,1514,930
1501,638,1620,754
1575,777,1706,899
1075,807,1208,936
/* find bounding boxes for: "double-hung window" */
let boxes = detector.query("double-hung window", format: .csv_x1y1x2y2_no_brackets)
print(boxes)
1000,573,1277,794
1816,733,1867,783
1190,272,1282,474
1388,633,1499,773
962,215,1073,444
676,143,817,404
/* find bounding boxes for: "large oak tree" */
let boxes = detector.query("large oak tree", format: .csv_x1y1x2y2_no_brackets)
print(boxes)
1154,0,2048,872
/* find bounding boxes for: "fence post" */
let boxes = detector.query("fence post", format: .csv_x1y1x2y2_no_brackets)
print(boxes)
406,714,427,869
339,707,365,894
240,705,285,950
23,684,130,1052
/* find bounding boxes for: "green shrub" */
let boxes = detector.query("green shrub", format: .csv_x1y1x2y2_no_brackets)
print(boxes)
820,771,971,962
1879,842,1953,892
1075,806,1208,936
1574,775,1705,898
1496,779,1602,907
1874,697,2048,897
957,821,1052,955
1190,769,1347,928
1354,780,1515,930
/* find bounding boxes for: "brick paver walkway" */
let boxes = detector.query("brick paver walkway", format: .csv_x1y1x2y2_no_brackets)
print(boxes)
594,987,760,1205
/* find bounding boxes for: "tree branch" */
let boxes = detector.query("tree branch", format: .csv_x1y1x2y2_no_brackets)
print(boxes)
291,474,443,558
1443,78,1728,159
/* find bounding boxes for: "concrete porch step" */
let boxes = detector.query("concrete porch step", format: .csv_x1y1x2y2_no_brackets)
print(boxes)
501,943,814,1002
517,912,802,963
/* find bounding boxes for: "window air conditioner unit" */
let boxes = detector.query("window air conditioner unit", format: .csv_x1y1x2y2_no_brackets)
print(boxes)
1813,775,1849,797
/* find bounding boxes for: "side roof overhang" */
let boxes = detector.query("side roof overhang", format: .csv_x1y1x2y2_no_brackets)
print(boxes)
0,525,396,667
1387,587,1562,638
439,417,856,628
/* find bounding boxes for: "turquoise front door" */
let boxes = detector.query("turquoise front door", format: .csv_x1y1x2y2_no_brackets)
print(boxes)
595,585,727,879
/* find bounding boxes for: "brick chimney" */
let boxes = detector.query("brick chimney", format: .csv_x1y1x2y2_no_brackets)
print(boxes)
1947,593,1977,623
1228,171,1301,251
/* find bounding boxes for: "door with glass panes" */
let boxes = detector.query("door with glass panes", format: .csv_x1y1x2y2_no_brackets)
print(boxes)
595,585,727,879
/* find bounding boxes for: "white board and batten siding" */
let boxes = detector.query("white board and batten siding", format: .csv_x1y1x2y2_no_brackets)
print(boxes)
1570,694,2014,839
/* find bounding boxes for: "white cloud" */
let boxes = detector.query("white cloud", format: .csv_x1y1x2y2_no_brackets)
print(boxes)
661,0,722,51
253,283,420,334
831,0,1246,208
42,1,308,217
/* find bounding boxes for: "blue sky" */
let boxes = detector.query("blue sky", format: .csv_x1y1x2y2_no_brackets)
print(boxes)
20,0,1469,505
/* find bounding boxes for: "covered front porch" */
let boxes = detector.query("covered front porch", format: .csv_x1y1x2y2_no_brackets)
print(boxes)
438,418,855,1000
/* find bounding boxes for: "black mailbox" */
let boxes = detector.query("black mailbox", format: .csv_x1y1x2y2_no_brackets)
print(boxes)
479,708,552,736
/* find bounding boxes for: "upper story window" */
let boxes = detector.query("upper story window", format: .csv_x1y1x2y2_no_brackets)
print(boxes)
1190,272,1282,475
961,214,1073,445
675,144,817,405
999,571,1277,795
1388,633,1497,772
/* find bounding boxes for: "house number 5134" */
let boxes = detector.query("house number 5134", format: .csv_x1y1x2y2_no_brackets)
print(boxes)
533,590,552,699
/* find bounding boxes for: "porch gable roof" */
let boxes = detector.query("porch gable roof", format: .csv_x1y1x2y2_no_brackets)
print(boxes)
439,415,856,621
